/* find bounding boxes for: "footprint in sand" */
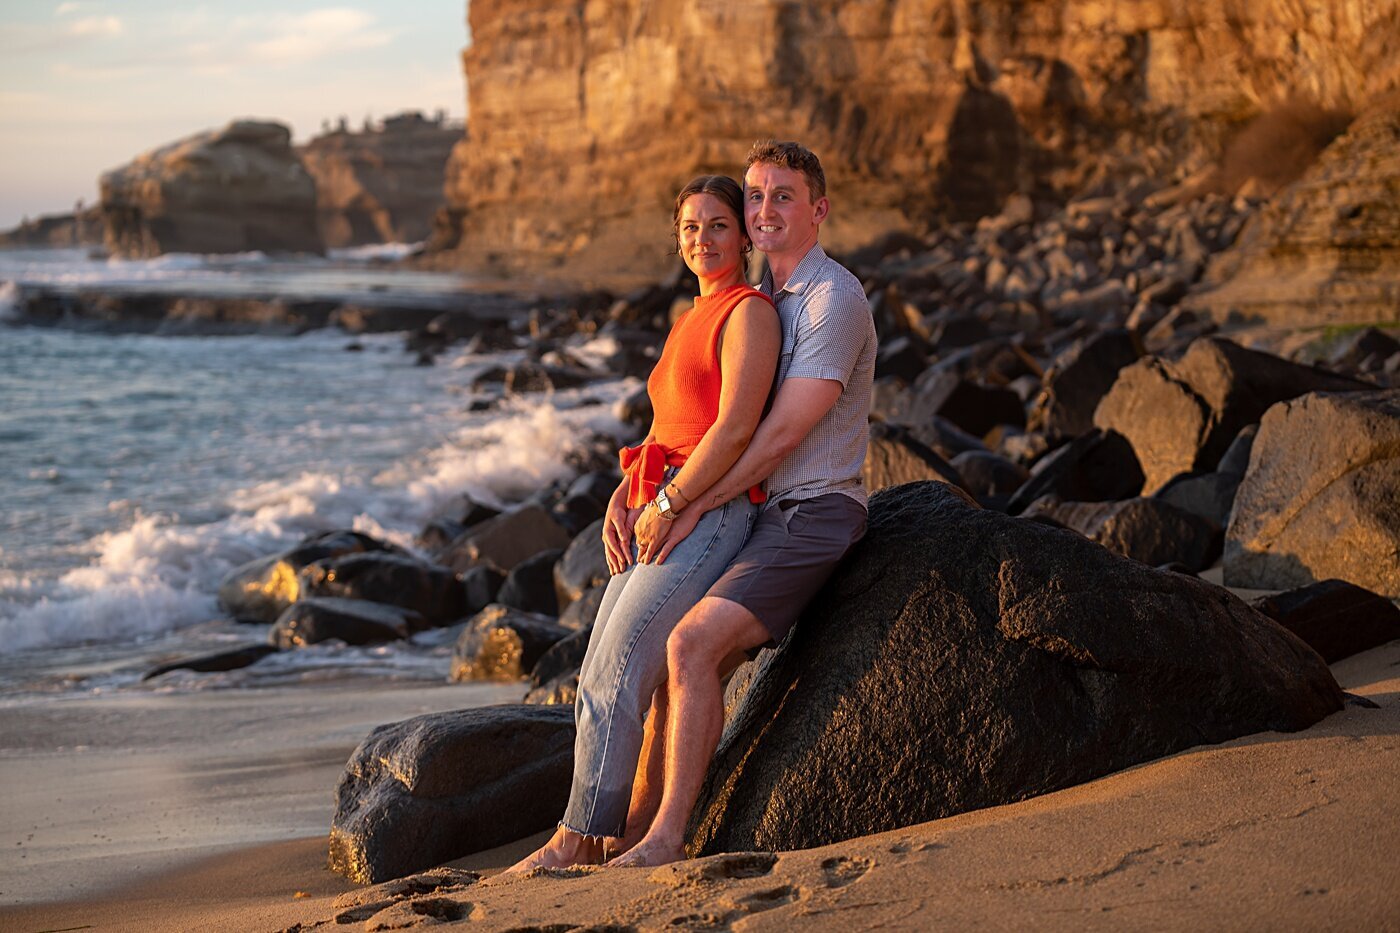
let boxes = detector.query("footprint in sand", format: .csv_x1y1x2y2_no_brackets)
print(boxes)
332,868,480,923
362,896,475,930
820,855,874,888
650,851,779,887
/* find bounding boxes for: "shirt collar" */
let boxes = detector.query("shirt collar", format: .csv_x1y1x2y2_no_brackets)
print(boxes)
762,243,827,297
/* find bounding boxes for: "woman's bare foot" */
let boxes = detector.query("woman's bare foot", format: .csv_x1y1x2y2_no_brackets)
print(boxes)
502,826,606,874
608,834,686,868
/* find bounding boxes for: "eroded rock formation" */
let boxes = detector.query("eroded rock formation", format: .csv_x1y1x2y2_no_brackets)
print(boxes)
298,112,461,248
433,0,1400,286
100,120,322,257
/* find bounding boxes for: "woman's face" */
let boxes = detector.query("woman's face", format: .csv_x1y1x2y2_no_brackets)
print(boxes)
677,193,747,280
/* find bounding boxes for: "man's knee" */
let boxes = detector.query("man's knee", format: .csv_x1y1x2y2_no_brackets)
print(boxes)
665,597,766,679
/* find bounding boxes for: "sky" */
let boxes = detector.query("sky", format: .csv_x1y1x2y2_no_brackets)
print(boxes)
0,1,470,229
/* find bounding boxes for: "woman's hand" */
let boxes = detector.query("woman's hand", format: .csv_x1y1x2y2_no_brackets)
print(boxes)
633,504,673,564
603,484,643,575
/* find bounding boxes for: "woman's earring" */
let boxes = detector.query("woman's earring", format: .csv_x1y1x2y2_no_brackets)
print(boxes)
743,242,753,254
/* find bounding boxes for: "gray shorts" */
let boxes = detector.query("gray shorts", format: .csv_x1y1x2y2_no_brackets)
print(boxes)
707,492,868,646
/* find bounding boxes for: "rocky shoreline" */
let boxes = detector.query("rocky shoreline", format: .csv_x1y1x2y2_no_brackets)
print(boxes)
69,161,1389,901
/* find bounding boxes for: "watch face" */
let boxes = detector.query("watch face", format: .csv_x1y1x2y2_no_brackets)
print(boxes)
655,488,673,516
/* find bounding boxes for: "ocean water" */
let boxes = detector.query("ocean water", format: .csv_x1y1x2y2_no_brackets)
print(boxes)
0,248,635,696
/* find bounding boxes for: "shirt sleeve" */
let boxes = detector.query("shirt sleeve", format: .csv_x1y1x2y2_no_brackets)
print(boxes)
783,282,872,387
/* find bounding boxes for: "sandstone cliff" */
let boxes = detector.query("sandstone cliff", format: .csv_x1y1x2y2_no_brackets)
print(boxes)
298,112,461,249
1183,99,1400,326
100,120,322,258
433,0,1400,288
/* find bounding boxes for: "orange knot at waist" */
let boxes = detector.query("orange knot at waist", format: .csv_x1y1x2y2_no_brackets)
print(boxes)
619,440,691,509
617,438,767,509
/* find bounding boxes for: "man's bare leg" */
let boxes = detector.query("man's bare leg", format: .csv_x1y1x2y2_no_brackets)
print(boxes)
611,597,770,867
502,825,607,874
609,683,670,859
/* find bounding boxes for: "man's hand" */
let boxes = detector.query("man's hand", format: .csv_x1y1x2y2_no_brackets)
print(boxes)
652,505,703,564
603,490,643,576
634,504,673,564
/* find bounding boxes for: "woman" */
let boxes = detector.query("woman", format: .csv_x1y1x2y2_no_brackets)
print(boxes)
508,175,780,871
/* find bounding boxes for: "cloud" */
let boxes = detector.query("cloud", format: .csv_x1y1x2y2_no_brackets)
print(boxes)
247,8,392,64
67,15,123,37
55,2,88,15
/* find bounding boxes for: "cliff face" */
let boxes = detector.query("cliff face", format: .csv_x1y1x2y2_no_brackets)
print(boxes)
1183,100,1400,326
434,0,1399,288
299,112,461,249
101,121,322,258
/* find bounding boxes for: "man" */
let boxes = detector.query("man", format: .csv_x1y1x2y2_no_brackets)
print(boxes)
614,139,877,867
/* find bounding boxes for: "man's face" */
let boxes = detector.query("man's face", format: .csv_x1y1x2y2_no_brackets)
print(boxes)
743,162,829,257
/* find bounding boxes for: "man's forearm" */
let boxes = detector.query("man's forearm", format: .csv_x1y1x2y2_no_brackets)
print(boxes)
688,418,797,514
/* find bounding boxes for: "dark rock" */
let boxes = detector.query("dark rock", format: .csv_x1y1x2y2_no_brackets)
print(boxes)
1028,328,1142,441
439,504,573,575
417,494,500,554
141,644,278,681
687,482,1342,856
450,604,573,682
504,361,593,394
567,471,622,508
1154,471,1241,528
1215,423,1259,478
901,416,988,461
270,597,420,648
895,371,1026,438
1344,692,1381,710
618,385,654,429
862,422,968,495
1226,390,1400,597
217,530,402,623
328,704,575,883
949,450,1029,503
1005,429,1144,515
551,493,606,537
554,519,609,611
497,548,563,616
875,336,928,383
524,671,580,705
298,552,464,630
1329,327,1400,375
1094,337,1369,493
529,626,592,689
1250,579,1400,664
1022,496,1222,572
559,582,607,631
460,565,505,615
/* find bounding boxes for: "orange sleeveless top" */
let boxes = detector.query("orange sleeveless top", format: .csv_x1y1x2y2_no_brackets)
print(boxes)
620,283,774,508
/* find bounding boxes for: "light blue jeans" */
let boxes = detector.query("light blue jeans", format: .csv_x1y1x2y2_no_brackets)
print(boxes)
560,490,758,839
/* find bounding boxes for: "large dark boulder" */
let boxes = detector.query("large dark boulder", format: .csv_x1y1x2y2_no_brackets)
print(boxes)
217,530,401,623
862,422,967,494
450,604,573,682
438,504,573,575
141,644,278,681
298,552,464,629
1094,337,1367,494
270,597,420,648
554,519,609,611
528,626,592,689
687,482,1341,856
1251,580,1400,664
1225,389,1400,597
328,704,575,883
1005,428,1144,515
895,371,1026,438
1021,497,1222,573
417,494,500,555
496,548,563,616
1028,328,1142,441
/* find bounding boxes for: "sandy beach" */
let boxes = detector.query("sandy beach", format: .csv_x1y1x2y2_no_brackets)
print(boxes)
2,635,1395,932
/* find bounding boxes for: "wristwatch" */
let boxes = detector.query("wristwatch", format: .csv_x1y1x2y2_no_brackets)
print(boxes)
653,485,678,521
